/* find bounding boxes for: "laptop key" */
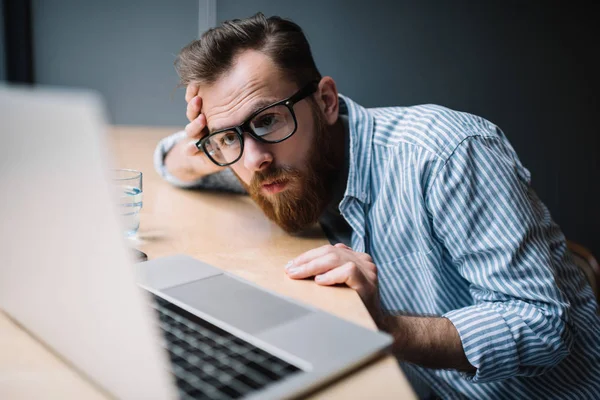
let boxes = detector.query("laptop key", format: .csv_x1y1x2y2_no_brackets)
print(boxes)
148,292,301,399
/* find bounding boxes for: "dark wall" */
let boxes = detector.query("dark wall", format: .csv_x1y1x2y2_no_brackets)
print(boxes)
217,0,599,256
30,0,198,125
0,0,5,81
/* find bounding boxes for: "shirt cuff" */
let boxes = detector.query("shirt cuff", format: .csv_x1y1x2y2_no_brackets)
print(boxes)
443,304,519,383
153,130,207,189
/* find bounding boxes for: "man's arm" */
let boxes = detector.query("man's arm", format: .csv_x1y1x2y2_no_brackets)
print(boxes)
164,139,217,183
378,314,475,372
425,134,574,382
287,133,576,382
284,244,475,371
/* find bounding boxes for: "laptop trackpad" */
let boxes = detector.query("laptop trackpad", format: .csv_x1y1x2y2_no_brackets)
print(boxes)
163,275,311,335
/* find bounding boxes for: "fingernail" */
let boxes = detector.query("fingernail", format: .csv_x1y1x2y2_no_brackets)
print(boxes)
288,267,302,275
315,275,324,282
285,260,294,270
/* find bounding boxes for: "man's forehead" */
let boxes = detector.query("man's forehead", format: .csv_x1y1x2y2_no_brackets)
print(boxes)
197,50,297,132
199,80,296,132
199,84,271,128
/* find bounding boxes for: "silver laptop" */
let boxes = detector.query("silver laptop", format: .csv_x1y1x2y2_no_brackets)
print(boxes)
0,86,392,399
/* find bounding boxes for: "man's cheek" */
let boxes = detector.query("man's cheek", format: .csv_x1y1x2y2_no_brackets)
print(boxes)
230,166,251,186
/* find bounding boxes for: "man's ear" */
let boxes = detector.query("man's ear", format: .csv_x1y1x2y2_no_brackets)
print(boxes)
315,77,339,126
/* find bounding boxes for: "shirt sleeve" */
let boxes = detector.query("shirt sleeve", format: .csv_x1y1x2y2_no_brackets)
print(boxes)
426,134,574,383
153,130,246,194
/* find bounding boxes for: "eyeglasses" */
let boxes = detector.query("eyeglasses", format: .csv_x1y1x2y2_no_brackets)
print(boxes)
196,81,319,167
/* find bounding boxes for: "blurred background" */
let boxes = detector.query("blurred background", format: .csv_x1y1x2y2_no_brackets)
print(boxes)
1,0,598,256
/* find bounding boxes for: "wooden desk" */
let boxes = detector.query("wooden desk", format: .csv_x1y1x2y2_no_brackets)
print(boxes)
0,126,415,399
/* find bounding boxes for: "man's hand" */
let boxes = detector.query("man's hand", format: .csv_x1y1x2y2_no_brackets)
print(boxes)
164,83,224,182
285,243,380,314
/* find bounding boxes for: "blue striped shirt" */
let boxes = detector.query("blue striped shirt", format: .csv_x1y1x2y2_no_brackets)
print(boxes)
337,95,600,399
156,95,600,399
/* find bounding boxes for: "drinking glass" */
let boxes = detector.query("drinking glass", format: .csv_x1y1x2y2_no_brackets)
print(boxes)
111,169,143,237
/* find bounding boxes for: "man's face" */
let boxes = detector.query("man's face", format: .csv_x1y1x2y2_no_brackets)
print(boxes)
198,50,339,233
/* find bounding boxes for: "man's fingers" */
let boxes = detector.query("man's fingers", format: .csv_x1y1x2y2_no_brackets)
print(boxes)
185,114,207,139
186,96,202,122
183,113,207,156
334,243,352,250
290,244,339,267
286,252,341,280
185,83,199,103
314,262,367,293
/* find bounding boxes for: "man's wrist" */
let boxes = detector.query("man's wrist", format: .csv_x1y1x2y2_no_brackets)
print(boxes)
378,313,475,372
380,314,408,353
164,141,206,183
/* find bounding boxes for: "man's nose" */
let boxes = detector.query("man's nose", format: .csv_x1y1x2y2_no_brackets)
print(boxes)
242,134,273,172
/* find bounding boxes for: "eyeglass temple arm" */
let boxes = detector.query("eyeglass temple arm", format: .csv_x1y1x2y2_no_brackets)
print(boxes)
287,81,319,105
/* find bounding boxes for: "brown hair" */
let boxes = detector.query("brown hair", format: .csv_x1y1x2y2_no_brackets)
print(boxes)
175,13,322,87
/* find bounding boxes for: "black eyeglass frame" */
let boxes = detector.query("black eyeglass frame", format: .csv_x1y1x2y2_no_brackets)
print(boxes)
196,81,319,167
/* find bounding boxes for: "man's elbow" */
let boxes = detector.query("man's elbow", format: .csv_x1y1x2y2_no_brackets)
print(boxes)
518,317,574,376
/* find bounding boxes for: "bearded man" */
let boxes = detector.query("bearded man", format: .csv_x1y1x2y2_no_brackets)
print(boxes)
154,13,600,399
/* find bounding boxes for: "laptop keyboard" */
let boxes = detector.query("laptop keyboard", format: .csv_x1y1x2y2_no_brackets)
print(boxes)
150,294,301,400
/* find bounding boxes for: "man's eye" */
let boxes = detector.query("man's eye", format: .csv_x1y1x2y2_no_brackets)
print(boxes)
219,133,238,146
255,114,278,129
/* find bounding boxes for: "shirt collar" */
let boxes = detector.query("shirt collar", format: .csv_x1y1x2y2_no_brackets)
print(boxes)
338,94,374,204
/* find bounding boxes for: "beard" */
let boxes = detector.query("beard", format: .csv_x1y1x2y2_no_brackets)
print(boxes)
237,102,341,233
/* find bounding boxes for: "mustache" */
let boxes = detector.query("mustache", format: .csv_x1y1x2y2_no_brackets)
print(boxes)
249,165,302,193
